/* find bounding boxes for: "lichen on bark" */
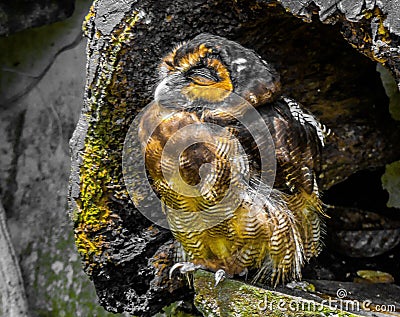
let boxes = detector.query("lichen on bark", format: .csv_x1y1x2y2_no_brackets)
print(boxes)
73,6,140,271
193,270,363,317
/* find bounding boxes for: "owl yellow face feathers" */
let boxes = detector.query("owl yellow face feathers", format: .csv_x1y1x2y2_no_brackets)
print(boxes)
159,42,233,102
182,59,233,102
137,33,328,285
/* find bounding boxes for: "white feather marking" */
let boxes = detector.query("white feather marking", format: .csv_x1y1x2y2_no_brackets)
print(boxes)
232,58,248,72
282,96,330,146
232,58,247,64
154,77,169,102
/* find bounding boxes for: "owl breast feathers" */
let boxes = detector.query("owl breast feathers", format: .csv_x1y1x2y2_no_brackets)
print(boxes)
138,33,329,284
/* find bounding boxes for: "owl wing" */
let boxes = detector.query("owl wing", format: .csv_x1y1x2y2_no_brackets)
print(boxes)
259,97,329,263
259,96,327,195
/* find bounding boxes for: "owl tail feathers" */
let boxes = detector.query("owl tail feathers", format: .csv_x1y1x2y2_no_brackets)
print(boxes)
252,190,304,286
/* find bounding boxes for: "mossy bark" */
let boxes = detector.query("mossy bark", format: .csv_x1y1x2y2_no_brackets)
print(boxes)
193,270,400,317
69,0,400,315
193,270,362,317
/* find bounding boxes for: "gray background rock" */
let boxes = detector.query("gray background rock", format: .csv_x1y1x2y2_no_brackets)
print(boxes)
0,0,127,315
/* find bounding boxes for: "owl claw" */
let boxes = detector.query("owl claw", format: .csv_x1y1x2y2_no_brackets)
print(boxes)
239,268,248,278
169,262,203,279
214,269,228,286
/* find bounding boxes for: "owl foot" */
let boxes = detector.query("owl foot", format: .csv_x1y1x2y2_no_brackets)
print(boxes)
239,268,248,278
169,262,204,279
214,269,234,286
214,268,248,286
214,269,226,286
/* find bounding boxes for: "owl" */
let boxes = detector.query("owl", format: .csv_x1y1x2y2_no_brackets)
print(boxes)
137,33,328,285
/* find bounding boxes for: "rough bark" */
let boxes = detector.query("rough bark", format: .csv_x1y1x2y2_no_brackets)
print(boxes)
69,0,400,315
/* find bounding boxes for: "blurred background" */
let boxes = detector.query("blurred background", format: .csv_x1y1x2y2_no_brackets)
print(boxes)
0,0,127,315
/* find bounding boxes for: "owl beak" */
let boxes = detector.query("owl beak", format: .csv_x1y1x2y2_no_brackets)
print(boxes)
154,76,169,102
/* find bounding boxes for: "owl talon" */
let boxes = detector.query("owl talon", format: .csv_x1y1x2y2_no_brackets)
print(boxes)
214,269,230,286
239,268,248,278
169,262,203,279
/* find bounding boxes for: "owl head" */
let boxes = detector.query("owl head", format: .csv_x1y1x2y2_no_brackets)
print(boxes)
155,33,281,109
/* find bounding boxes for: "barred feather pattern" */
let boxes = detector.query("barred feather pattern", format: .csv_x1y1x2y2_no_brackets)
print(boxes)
282,96,331,146
258,97,327,266
167,181,305,283
139,95,328,284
